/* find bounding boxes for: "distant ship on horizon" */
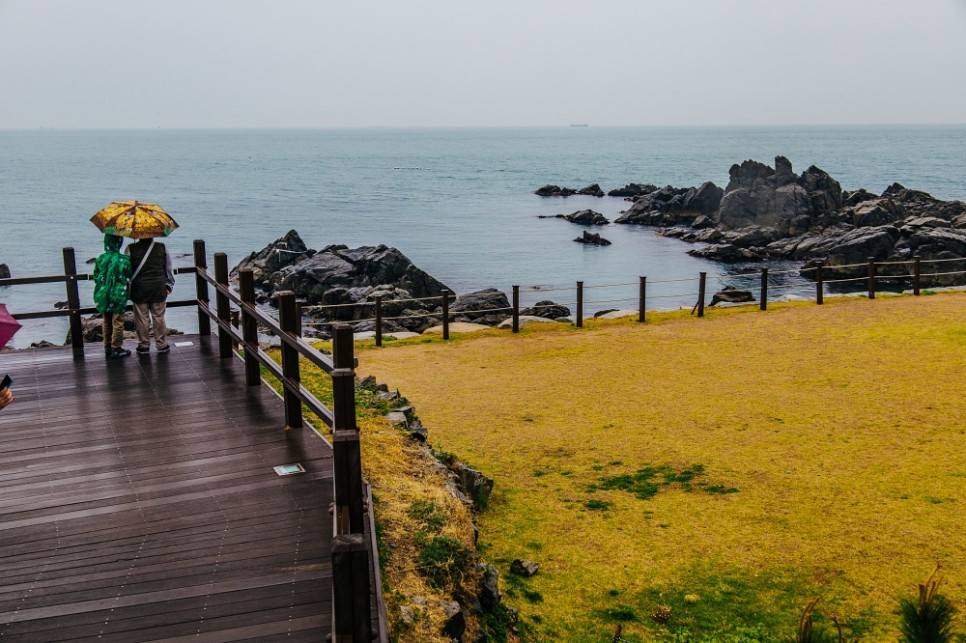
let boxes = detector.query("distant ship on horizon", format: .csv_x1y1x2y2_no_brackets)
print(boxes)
570,123,589,127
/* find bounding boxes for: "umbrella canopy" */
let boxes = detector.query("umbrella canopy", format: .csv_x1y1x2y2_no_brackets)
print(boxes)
90,201,179,239
0,303,22,350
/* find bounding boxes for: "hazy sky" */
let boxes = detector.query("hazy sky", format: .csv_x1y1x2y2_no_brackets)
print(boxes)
2,0,965,128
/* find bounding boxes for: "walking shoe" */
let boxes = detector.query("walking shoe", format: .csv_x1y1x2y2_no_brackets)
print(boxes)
136,346,151,354
156,345,170,354
109,347,132,359
104,346,113,357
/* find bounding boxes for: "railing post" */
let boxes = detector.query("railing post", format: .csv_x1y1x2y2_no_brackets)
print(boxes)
63,247,84,360
332,323,363,532
512,285,520,333
214,253,233,359
277,291,302,430
193,239,211,335
374,296,383,347
913,254,921,296
239,269,260,386
576,281,584,328
441,290,450,341
638,276,646,323
867,257,876,300
816,261,824,305
332,533,372,643
330,321,370,642
697,272,706,318
760,267,768,311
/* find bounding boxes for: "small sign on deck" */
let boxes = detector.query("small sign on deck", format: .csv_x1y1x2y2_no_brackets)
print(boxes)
274,463,305,476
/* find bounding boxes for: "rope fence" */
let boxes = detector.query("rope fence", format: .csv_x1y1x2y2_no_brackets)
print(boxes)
275,253,963,345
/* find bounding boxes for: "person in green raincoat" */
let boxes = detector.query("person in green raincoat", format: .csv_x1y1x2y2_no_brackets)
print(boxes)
93,234,132,359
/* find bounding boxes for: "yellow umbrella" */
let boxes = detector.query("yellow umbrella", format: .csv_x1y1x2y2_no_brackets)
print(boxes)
90,200,179,239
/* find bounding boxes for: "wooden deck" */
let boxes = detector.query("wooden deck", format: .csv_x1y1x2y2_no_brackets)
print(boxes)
0,336,334,642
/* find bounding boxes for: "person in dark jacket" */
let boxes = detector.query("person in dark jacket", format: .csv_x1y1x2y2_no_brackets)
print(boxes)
126,238,175,354
92,233,132,359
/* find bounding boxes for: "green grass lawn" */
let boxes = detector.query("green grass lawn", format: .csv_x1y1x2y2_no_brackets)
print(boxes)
356,293,966,641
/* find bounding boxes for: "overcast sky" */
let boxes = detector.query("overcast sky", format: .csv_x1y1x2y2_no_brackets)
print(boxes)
1,0,964,129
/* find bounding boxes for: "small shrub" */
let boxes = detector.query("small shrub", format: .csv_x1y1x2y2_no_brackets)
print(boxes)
416,534,473,589
899,565,958,643
585,499,613,511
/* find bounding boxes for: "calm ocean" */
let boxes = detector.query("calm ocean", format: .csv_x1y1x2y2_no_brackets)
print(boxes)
2,125,965,348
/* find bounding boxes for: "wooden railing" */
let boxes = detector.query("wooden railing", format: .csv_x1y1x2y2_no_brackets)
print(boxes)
0,241,387,643
192,241,387,643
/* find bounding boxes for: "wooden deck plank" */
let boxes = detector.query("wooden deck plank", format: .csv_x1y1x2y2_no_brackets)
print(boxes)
0,336,334,641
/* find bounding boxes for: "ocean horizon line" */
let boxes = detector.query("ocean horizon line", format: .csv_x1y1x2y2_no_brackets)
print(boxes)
3,122,966,133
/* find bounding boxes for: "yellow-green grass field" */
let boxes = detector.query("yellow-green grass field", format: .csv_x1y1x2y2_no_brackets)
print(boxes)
355,293,966,641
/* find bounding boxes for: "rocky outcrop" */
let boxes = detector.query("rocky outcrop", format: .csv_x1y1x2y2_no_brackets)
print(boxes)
575,231,611,246
577,183,605,197
614,181,723,226
709,286,754,306
535,184,576,197
602,157,966,287
450,289,511,326
608,183,658,198
521,300,570,319
564,209,609,225
234,231,451,334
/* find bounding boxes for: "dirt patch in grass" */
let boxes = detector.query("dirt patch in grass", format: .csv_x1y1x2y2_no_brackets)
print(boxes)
355,293,966,641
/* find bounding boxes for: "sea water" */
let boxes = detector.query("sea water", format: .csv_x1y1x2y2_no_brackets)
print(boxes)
2,125,965,348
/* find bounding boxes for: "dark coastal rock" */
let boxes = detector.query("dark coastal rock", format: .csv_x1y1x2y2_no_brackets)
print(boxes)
564,209,609,225
614,182,722,226
440,600,466,640
0,264,10,279
521,300,571,319
451,461,494,509
574,231,611,246
576,183,605,197
231,229,312,286
608,183,658,198
231,232,458,335
709,286,755,306
717,157,814,234
478,564,502,613
688,243,764,262
535,184,576,197
847,198,905,228
451,289,511,326
510,559,540,577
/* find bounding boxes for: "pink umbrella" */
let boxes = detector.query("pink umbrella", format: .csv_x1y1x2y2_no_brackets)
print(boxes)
0,304,23,350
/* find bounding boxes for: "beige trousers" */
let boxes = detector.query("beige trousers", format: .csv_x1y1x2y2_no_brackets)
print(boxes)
102,313,126,349
133,302,168,349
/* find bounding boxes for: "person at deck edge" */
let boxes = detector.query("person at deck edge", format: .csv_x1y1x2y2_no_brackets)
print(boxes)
126,237,174,354
93,233,133,359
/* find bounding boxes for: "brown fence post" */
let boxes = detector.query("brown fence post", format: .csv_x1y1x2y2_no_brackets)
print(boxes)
576,281,584,328
330,321,370,642
277,291,302,430
332,323,363,532
816,261,824,305
697,272,706,318
239,269,260,386
867,257,876,299
374,296,383,347
512,285,520,333
442,290,450,341
214,253,233,359
63,247,85,360
638,276,646,323
193,239,211,335
760,267,768,311
913,254,921,296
